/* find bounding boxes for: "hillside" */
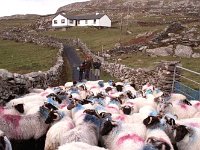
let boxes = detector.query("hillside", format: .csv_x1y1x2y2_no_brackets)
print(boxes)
57,0,200,20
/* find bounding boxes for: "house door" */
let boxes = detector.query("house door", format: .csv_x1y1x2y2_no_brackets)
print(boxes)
75,20,78,26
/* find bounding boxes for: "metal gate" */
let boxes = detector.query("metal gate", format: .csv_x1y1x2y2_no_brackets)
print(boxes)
172,66,200,100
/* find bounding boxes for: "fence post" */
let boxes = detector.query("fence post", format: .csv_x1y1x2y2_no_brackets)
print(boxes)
171,65,177,93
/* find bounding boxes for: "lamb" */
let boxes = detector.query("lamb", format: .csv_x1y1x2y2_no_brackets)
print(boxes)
58,142,108,150
44,110,75,150
100,120,146,150
172,124,200,150
0,130,12,150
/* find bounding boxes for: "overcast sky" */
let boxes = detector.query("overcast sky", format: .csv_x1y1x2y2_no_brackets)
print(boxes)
0,0,89,17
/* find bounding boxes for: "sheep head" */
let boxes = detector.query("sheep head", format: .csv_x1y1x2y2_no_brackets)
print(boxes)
173,125,192,142
146,137,171,150
143,116,160,128
100,119,117,136
120,105,133,115
45,110,61,124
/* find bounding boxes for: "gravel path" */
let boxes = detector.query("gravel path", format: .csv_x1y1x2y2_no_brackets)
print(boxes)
63,45,95,81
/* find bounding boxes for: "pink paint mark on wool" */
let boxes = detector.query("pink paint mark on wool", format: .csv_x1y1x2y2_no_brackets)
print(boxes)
195,102,200,108
180,104,187,109
2,114,21,127
106,106,118,112
188,122,200,128
0,107,4,114
40,91,49,97
115,115,125,121
68,122,75,129
116,133,144,146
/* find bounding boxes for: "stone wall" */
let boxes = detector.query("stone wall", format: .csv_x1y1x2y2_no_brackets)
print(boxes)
70,38,180,95
0,28,66,103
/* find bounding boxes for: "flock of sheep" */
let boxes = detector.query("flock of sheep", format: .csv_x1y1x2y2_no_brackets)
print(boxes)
0,80,200,150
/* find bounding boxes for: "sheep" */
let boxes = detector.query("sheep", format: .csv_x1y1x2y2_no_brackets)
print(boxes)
59,114,101,147
168,93,187,102
58,142,108,150
44,110,75,150
157,100,197,119
0,106,58,140
100,120,146,150
0,130,12,150
172,124,200,150
144,129,174,150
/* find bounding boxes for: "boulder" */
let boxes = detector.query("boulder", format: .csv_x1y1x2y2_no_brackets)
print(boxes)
192,53,200,58
174,45,193,58
146,45,173,56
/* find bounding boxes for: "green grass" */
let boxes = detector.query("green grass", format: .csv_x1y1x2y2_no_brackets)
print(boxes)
0,39,58,74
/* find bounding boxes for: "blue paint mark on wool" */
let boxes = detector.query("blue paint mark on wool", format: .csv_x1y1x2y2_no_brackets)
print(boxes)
149,110,158,116
84,114,101,127
73,104,84,113
143,144,158,150
98,81,104,87
109,99,120,106
47,97,59,107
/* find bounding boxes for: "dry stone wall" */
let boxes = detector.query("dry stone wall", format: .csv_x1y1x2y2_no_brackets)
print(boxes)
71,38,180,95
0,28,66,103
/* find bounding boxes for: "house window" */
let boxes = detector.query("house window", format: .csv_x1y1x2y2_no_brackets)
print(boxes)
94,19,96,24
69,20,73,24
54,20,58,24
85,20,88,24
61,19,65,23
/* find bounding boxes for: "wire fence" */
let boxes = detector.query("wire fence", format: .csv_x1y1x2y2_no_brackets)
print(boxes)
172,66,200,100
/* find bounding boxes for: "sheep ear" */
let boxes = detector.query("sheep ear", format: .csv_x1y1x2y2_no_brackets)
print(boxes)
161,142,171,150
14,103,24,113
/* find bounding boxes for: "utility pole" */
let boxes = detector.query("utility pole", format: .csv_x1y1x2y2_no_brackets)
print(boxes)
119,0,123,45
126,4,130,34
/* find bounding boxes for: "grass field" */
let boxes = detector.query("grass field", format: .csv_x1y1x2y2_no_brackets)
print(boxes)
0,39,58,74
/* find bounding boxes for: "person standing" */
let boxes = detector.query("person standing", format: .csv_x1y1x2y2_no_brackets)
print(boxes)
84,57,92,80
77,62,85,82
93,59,101,80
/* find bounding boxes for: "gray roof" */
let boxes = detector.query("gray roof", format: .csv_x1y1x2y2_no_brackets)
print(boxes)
65,13,105,20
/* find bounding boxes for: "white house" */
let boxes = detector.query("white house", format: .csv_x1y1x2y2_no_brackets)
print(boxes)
52,13,111,28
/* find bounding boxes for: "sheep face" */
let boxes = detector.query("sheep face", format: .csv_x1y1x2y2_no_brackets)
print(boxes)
143,116,160,128
45,110,61,124
173,125,189,142
121,105,133,115
14,103,24,113
116,85,123,92
100,119,117,136
146,137,171,150
0,136,6,150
